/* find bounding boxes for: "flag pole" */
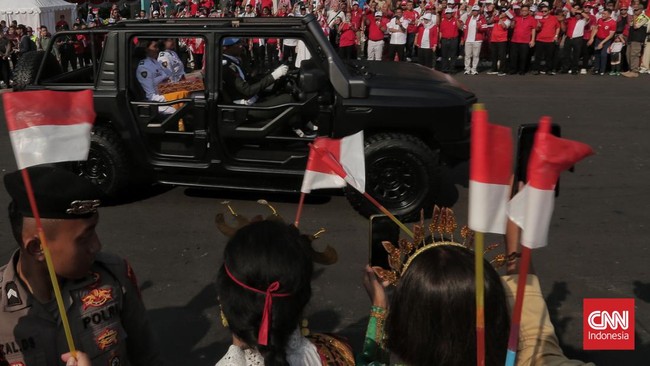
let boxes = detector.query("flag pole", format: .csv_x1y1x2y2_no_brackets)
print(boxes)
475,231,486,366
505,246,532,366
20,169,77,357
361,192,414,239
294,192,306,227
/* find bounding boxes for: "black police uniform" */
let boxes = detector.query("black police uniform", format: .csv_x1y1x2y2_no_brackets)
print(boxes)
0,167,163,366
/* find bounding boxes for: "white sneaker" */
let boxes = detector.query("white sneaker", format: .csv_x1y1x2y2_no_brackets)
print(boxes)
471,70,479,75
580,68,587,75
463,70,470,75
640,68,649,74
486,71,499,75
406,57,412,62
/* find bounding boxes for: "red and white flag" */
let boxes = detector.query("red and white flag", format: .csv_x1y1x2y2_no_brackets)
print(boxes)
3,90,96,169
468,108,513,234
507,117,593,249
300,131,365,193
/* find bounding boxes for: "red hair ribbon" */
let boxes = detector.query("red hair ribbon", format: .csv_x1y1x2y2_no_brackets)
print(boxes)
224,264,290,346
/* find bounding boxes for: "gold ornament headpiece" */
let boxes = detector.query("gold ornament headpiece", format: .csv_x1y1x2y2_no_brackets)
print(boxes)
373,206,513,286
215,200,338,265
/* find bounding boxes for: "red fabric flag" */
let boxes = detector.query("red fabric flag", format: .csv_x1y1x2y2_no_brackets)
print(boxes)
3,90,96,169
507,117,593,248
468,108,513,234
300,131,365,193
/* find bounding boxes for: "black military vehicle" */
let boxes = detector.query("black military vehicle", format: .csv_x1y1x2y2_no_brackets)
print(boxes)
13,15,475,220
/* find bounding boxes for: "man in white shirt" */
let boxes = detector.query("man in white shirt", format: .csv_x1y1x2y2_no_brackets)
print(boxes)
387,8,410,61
565,5,588,74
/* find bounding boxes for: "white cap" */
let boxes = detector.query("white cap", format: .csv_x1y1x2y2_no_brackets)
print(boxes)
513,4,521,9
422,12,433,20
352,1,359,5
471,5,480,11
375,11,383,16
445,7,455,13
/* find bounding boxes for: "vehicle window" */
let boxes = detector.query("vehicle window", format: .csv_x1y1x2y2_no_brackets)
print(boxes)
128,35,206,105
41,31,95,85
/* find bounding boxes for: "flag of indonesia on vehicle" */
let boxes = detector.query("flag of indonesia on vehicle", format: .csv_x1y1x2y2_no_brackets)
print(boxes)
300,131,365,194
2,90,96,169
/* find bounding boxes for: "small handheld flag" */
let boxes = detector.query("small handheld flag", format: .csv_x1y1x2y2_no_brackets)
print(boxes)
3,90,97,358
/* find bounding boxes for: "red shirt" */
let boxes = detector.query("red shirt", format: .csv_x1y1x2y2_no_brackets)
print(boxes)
439,16,460,39
536,15,560,42
260,0,273,12
595,18,616,39
490,18,510,42
339,22,357,47
415,24,439,48
368,18,389,41
511,15,538,43
403,10,419,33
462,15,487,42
583,14,597,40
348,9,362,29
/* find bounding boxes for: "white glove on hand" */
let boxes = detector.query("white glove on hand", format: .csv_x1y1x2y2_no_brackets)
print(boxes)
271,65,289,80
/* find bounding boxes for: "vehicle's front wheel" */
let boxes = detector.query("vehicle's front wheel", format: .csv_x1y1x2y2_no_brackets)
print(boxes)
345,133,441,222
72,126,130,197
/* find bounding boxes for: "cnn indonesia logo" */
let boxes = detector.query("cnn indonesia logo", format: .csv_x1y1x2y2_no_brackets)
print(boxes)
583,298,635,350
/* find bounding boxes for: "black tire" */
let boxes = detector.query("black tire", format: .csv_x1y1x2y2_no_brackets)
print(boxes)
12,51,61,91
345,133,441,222
71,126,130,197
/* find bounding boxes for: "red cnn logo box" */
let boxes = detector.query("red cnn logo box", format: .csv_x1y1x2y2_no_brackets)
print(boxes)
583,298,635,350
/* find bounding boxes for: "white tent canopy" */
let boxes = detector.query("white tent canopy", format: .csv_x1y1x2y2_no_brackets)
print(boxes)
0,0,77,34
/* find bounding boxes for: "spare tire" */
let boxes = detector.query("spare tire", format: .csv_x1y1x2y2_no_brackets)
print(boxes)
12,51,62,91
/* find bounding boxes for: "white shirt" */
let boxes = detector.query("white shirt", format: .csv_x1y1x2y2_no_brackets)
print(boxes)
215,329,321,366
157,49,185,82
388,17,409,44
571,18,587,38
420,23,435,48
466,15,480,42
136,57,168,102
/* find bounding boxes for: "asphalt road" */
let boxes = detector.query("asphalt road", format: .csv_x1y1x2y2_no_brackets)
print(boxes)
0,74,648,366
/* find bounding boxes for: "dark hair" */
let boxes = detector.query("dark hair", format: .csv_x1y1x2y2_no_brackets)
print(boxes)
385,245,510,366
216,220,313,366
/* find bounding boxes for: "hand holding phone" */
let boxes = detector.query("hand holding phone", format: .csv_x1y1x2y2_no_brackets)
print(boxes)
369,214,400,269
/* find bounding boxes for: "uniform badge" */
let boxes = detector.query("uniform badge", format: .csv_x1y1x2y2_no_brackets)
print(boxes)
96,328,118,351
140,71,148,78
82,288,113,310
162,61,168,68
66,200,101,215
5,282,22,307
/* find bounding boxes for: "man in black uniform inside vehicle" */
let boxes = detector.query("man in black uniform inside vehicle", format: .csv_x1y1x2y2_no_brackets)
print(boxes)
221,37,316,137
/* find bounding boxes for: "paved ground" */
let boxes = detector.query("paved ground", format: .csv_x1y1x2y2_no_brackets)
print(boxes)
0,74,648,365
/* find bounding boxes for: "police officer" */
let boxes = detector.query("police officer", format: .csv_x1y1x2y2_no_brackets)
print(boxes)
157,38,185,82
0,166,162,366
136,39,175,114
222,37,319,137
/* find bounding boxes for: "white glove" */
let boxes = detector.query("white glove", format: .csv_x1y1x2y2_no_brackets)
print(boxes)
271,65,289,80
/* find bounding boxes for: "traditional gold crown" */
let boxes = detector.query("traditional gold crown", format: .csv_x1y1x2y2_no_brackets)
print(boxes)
215,200,338,265
373,206,515,286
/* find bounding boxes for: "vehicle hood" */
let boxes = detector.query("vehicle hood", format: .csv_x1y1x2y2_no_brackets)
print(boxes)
348,61,474,101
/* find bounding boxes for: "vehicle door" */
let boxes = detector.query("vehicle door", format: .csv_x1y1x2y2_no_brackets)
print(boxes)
125,32,212,162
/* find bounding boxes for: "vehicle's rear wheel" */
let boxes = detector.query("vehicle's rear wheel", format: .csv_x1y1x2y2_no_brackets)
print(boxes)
71,126,130,197
12,51,61,91
345,133,441,222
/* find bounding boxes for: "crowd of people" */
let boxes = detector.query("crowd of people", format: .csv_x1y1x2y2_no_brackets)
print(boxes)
0,165,596,366
134,0,650,77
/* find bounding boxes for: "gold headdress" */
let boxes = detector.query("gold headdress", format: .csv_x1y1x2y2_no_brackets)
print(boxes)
215,200,338,265
373,206,513,286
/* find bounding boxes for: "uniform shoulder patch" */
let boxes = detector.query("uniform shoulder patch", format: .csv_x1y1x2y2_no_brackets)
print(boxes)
140,71,148,78
162,61,168,68
5,281,22,307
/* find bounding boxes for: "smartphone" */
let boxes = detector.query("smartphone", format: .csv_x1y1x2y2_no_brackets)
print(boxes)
513,123,562,196
369,214,400,269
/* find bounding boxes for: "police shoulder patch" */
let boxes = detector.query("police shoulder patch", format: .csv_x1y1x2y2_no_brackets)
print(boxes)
162,61,168,68
140,71,147,78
